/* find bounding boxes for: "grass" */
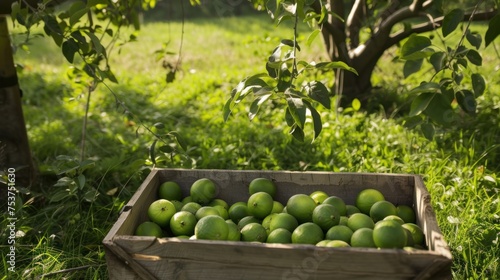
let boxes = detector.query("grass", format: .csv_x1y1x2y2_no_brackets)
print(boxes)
1,12,499,279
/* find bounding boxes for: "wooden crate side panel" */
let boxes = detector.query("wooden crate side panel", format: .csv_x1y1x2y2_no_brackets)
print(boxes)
414,176,451,259
134,259,417,280
113,237,450,279
138,259,452,280
104,238,160,279
119,170,161,236
103,169,163,279
104,245,142,280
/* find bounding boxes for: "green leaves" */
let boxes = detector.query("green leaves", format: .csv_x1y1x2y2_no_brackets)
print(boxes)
400,7,491,140
225,19,360,143
466,30,482,50
400,34,432,60
62,39,80,63
69,1,90,27
442,9,464,38
471,73,486,96
10,0,158,87
485,14,500,47
466,49,482,66
456,90,476,113
410,92,435,117
304,81,331,109
286,89,307,129
403,59,423,78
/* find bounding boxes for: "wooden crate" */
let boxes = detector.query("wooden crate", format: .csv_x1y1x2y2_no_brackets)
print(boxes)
103,168,452,280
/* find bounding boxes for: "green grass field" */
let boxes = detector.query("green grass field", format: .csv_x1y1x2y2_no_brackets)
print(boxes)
1,13,499,279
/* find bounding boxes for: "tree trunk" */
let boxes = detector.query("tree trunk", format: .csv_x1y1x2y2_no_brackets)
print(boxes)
0,16,36,190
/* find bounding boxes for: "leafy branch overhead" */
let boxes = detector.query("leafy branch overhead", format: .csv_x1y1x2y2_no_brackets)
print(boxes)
226,0,499,141
9,0,187,162
400,3,495,138
10,0,158,83
224,1,358,142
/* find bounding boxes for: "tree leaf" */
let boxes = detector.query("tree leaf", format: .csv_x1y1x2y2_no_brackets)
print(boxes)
158,145,174,153
71,31,86,44
276,68,292,92
289,124,305,142
455,45,469,57
456,90,476,114
166,70,176,83
430,52,447,72
453,71,463,85
410,92,434,117
401,34,432,59
62,39,79,63
423,94,454,125
248,93,272,120
281,39,300,51
105,69,118,83
85,31,104,55
471,73,486,97
43,15,63,36
87,0,108,7
77,174,86,190
456,58,467,68
304,100,322,141
169,131,187,151
314,61,358,75
223,98,233,122
286,90,306,129
403,116,424,129
421,123,435,140
282,2,297,14
352,98,361,111
440,78,455,102
466,31,482,50
69,1,89,27
409,82,441,94
10,2,20,20
306,29,321,46
442,8,464,38
305,81,331,109
43,15,63,46
466,49,482,66
149,139,157,165
285,107,295,127
485,14,500,47
403,59,423,78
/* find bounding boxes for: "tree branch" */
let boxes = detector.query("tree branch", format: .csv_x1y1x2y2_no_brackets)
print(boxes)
410,0,432,12
379,0,402,22
387,9,498,48
313,0,350,63
346,0,366,49
376,0,433,38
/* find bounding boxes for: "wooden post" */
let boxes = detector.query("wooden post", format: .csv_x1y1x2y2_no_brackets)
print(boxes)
0,15,36,189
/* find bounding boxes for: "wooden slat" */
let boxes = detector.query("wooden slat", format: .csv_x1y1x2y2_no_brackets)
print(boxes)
113,237,451,279
414,176,451,259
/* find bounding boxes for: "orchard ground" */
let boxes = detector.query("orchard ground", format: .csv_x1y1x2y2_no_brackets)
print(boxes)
1,14,499,279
